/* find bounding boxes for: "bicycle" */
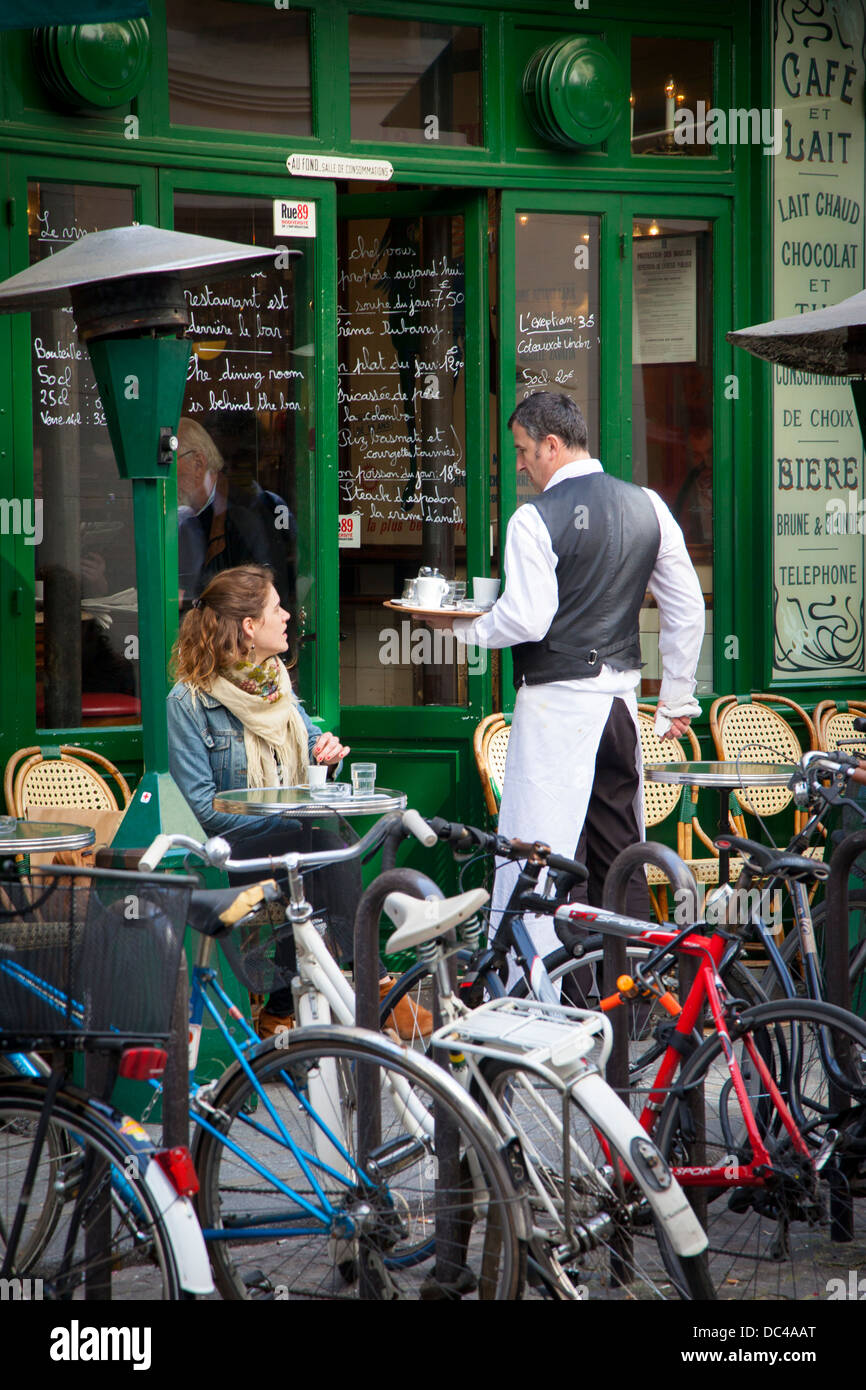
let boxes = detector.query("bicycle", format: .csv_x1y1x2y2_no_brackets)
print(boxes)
0,862,213,1299
469,831,866,1299
138,811,528,1300
140,812,708,1301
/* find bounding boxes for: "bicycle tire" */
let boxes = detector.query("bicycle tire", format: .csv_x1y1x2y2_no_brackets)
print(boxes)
758,892,866,1014
655,997,866,1299
191,1024,524,1301
0,1078,181,1299
473,1056,709,1300
0,1054,63,1270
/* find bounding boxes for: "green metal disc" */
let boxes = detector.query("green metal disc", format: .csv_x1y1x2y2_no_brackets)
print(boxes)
35,19,150,110
547,36,626,147
521,46,549,144
536,43,569,148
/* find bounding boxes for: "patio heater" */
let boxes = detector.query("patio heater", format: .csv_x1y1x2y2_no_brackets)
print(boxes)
0,225,275,847
728,288,866,440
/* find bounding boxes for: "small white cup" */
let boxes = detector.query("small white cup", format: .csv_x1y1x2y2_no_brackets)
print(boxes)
473,577,500,606
415,576,447,608
306,763,328,787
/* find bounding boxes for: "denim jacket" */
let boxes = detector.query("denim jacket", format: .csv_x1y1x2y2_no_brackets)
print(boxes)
166,681,324,844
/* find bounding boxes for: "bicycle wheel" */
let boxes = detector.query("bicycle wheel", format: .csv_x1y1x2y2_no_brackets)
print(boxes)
759,892,866,1014
0,1078,180,1299
473,1056,708,1300
655,997,866,1299
192,1025,523,1300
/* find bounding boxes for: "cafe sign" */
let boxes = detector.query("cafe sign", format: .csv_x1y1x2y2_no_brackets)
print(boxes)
772,0,866,678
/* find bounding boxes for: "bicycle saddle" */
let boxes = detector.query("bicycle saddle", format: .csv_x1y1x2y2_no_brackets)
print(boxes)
384,887,489,953
715,835,829,883
187,880,282,938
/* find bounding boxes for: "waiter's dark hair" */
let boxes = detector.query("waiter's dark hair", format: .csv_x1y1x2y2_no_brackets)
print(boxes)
507,392,588,450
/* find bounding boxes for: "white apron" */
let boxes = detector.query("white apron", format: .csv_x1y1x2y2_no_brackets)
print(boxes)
492,681,644,971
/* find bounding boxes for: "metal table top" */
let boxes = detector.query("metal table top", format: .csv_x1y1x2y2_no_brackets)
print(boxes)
0,820,96,853
212,786,407,818
646,761,793,788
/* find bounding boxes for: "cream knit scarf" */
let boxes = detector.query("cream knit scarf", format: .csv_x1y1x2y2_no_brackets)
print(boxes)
208,657,309,789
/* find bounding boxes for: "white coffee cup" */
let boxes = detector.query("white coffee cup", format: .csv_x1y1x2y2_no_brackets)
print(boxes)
415,575,448,608
473,577,500,605
306,763,328,787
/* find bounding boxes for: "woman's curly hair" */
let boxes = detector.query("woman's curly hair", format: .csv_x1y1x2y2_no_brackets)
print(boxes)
172,565,275,688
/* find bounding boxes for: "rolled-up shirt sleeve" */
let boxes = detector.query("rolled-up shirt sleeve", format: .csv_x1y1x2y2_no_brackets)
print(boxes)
644,489,706,707
454,506,558,649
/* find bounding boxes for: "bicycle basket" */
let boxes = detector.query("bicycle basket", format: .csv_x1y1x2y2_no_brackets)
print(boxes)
217,906,298,995
0,865,192,1048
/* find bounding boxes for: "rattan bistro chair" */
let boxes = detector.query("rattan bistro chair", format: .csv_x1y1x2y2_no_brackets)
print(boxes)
709,693,818,837
636,704,743,917
4,744,132,819
473,713,511,819
814,699,866,756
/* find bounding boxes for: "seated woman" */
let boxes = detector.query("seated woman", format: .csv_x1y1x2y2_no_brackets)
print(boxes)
166,564,430,1039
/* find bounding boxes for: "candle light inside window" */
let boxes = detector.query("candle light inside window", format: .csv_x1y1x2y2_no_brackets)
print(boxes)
665,78,676,132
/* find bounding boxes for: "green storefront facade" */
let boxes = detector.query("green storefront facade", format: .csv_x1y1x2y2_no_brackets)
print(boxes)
0,0,863,858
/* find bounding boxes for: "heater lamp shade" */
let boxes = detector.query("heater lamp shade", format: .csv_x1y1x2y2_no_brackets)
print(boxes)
727,289,866,377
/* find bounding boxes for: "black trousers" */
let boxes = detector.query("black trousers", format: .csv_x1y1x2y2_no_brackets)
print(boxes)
571,696,651,921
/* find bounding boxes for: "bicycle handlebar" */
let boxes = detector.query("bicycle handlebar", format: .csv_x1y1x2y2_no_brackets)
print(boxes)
139,808,433,877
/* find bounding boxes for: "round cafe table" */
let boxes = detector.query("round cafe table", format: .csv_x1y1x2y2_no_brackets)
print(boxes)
646,761,793,884
0,818,95,869
212,786,407,818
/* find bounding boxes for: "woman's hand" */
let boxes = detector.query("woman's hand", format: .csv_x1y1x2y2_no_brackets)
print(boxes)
312,732,350,766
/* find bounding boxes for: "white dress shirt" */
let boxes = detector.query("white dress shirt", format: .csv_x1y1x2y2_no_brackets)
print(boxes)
453,458,705,706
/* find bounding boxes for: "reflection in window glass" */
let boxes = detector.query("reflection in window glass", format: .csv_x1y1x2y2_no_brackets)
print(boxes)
632,219,713,695
173,192,317,702
630,36,714,157
514,212,600,508
167,0,311,136
349,17,481,146
28,182,141,729
338,213,467,706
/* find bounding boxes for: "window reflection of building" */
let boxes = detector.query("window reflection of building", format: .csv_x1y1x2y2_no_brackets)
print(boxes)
349,17,482,146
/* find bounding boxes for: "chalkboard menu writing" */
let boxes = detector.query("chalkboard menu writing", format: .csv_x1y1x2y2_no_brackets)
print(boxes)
337,218,467,543
514,212,600,505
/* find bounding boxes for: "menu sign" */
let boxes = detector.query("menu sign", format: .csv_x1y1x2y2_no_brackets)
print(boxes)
772,0,866,677
337,218,467,544
514,213,600,505
633,237,697,365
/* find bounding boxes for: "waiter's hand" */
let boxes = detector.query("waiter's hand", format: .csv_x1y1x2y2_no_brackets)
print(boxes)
660,716,692,741
313,732,350,765
420,613,457,630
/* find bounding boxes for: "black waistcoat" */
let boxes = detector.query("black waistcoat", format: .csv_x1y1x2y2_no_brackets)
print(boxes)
511,471,661,688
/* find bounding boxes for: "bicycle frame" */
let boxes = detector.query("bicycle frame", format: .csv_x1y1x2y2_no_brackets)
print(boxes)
553,902,813,1190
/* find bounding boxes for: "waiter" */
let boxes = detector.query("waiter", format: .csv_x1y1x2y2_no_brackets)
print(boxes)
432,391,705,961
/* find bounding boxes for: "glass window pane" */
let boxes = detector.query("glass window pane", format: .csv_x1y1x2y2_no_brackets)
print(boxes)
631,218,713,695
338,212,467,706
513,211,600,507
631,35,714,158
167,0,312,137
173,192,316,703
349,17,482,146
28,181,140,730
